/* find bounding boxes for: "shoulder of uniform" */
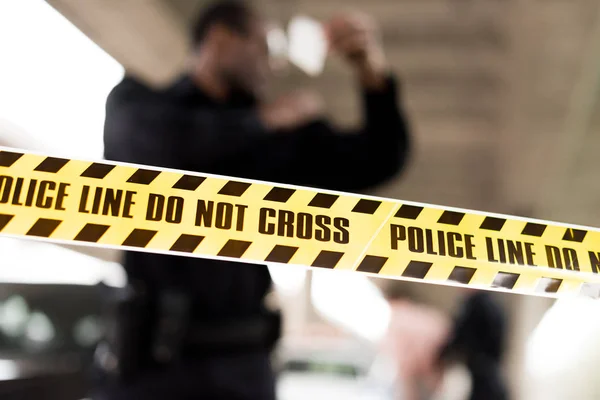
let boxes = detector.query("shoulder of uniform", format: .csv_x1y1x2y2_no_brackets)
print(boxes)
107,75,172,111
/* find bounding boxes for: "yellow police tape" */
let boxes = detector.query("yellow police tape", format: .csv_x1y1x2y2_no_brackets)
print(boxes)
1,147,600,299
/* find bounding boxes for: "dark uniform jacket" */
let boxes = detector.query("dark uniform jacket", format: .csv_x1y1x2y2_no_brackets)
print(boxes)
103,73,410,339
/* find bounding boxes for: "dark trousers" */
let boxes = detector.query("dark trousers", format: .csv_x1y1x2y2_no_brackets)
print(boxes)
88,351,276,400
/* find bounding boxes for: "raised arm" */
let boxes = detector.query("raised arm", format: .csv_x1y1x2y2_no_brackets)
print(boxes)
103,77,323,167
208,12,412,192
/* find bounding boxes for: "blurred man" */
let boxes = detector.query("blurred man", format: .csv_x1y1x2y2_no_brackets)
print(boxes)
381,290,509,400
93,1,410,399
440,291,509,400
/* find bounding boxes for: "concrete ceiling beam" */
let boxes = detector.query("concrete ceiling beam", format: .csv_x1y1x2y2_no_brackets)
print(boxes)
46,0,189,86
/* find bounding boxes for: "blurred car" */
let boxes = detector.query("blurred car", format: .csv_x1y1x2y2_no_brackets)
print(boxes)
274,335,398,400
0,238,124,399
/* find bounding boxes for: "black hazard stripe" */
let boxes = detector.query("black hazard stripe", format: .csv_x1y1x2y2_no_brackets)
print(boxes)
265,245,299,263
34,157,69,174
479,217,506,231
448,266,477,284
127,169,161,185
0,151,24,167
26,218,62,237
34,157,70,173
562,228,587,243
123,229,158,247
351,199,382,215
402,261,433,279
521,222,547,237
356,255,388,273
75,223,110,242
309,193,339,209
218,239,252,258
352,260,563,295
172,175,206,191
536,277,562,293
394,204,423,219
0,214,14,232
264,189,381,213
312,250,344,268
438,211,465,226
263,187,296,203
492,271,520,289
218,181,251,197
81,163,116,179
170,234,205,253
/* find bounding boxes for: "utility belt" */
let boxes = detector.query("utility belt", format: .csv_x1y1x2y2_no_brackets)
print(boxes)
93,282,281,383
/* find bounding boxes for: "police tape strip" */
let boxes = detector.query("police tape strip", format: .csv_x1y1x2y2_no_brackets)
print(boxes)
1,147,600,299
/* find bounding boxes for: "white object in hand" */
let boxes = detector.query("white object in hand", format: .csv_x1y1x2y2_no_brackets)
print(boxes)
287,15,328,76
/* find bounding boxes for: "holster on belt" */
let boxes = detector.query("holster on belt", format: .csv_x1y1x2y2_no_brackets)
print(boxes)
94,282,282,382
150,289,191,364
94,281,149,383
